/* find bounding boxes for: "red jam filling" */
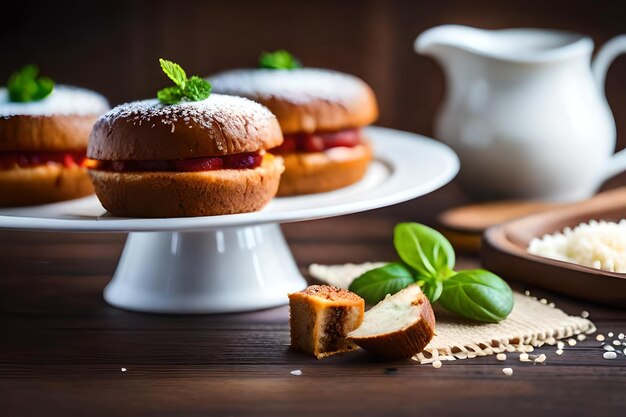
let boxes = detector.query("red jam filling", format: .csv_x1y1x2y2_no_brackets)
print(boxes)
0,150,86,170
273,128,362,154
88,152,263,172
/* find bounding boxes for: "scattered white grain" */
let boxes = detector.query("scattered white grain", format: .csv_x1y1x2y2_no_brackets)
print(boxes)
519,353,530,362
581,311,590,318
603,351,617,360
534,354,547,363
619,333,625,340
603,345,615,351
556,349,564,355
567,339,577,346
524,290,531,296
613,340,621,346
608,332,614,337
432,360,442,369
121,367,127,372
502,367,513,376
540,298,548,304
548,302,556,308
577,334,586,342
290,370,303,376
526,346,535,352
596,334,605,342
496,353,507,361
557,341,565,349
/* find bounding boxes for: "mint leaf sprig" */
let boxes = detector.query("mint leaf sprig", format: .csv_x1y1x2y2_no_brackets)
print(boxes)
7,65,54,103
349,223,514,323
259,50,302,70
157,59,211,104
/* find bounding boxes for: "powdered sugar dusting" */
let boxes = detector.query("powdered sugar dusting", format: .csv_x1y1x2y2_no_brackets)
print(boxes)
100,94,276,134
0,85,109,117
209,68,370,105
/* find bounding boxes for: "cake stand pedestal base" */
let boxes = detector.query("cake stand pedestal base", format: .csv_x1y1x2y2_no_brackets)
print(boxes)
103,224,306,313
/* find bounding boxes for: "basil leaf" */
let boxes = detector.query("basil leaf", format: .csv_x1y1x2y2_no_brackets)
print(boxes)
438,269,514,323
348,262,415,304
393,223,455,279
420,277,443,303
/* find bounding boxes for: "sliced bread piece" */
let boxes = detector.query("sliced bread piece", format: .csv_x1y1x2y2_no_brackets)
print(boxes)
289,285,365,358
347,284,435,360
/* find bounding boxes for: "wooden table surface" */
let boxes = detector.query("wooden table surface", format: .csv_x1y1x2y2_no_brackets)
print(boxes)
1,182,625,417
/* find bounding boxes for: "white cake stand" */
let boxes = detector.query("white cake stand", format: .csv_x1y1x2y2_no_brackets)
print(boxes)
0,127,459,313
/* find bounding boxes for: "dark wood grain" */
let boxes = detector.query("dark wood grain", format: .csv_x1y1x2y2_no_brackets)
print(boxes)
1,183,625,417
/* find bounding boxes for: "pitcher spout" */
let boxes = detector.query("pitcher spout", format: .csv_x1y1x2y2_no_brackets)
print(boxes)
415,25,490,59
415,25,593,64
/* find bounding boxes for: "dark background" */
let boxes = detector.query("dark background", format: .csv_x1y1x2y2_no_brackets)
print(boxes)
2,0,626,151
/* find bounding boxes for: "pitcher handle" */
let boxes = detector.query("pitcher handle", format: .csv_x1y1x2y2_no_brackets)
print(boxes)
592,35,626,88
592,35,626,180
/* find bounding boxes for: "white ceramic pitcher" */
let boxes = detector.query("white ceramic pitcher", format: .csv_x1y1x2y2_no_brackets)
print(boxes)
415,25,626,201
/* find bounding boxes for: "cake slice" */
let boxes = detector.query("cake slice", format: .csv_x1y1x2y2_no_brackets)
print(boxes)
347,284,435,360
288,285,364,358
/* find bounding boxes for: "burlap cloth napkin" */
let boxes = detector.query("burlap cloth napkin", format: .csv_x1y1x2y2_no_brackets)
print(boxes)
309,263,596,364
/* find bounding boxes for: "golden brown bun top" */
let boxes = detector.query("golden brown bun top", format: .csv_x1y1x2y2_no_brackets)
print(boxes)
208,68,378,134
88,94,283,160
0,85,109,151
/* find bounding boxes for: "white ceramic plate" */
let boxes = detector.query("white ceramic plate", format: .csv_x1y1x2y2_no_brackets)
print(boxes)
0,126,459,232
0,126,459,313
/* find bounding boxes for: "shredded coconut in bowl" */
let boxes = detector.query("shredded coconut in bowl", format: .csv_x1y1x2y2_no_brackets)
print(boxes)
528,220,626,273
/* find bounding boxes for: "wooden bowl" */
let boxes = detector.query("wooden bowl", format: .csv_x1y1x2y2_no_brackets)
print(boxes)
481,187,626,308
438,200,557,254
